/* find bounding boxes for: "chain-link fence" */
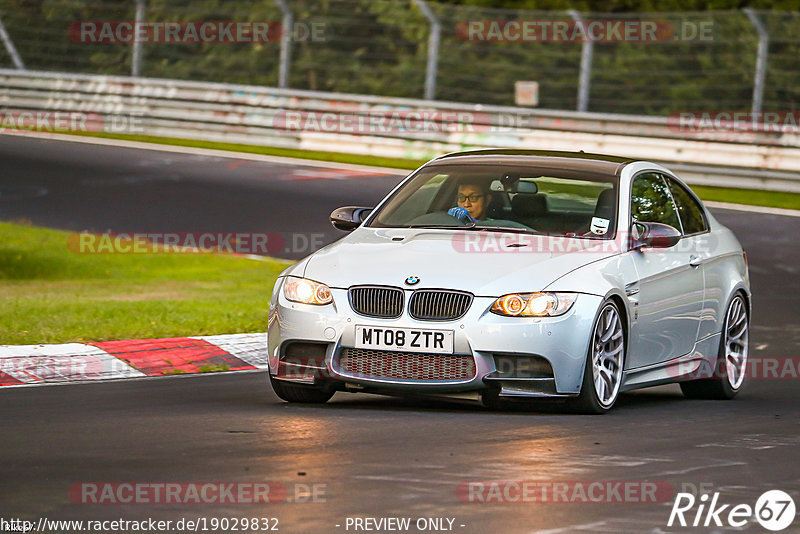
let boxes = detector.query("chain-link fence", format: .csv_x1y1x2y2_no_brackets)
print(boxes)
0,0,798,116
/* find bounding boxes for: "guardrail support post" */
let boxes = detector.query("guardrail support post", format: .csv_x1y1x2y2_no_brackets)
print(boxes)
415,0,440,100
274,0,293,88
743,8,768,115
568,10,593,113
0,16,25,70
131,0,146,76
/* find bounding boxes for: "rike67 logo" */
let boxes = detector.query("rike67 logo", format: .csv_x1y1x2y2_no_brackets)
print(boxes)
668,490,796,531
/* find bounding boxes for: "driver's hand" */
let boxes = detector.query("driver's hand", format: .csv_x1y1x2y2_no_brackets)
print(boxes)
447,207,475,223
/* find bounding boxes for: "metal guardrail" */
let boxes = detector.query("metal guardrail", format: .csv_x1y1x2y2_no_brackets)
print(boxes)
2,69,800,192
3,3,800,115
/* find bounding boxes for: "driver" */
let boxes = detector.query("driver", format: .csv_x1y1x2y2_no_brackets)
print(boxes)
448,181,488,223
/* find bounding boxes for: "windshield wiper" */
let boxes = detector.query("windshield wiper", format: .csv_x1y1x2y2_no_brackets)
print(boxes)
406,223,477,230
471,225,536,235
406,224,538,235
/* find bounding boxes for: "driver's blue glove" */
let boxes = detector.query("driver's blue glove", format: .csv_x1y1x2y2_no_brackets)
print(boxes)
448,207,475,223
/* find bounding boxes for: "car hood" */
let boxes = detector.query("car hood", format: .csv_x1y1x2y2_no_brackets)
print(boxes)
303,228,622,296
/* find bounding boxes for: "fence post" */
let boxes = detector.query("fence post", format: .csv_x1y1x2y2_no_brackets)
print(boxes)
743,8,768,115
0,16,25,70
414,0,440,100
568,10,593,112
274,0,293,88
131,0,146,76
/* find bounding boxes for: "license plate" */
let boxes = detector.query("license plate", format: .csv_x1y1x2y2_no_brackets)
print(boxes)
355,326,454,354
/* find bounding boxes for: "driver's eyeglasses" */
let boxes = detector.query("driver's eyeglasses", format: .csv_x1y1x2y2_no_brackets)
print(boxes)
457,194,484,202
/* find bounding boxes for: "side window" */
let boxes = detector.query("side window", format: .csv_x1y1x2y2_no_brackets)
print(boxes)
630,173,681,230
666,178,708,235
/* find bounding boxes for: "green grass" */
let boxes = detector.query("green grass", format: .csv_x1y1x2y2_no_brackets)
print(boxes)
0,221,290,345
71,131,800,211
74,131,425,171
198,364,231,373
690,185,800,210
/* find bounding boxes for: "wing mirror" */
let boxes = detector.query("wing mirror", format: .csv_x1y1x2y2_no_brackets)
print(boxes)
630,221,682,249
330,206,373,232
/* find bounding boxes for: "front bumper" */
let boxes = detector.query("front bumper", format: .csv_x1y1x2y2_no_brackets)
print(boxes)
267,279,602,398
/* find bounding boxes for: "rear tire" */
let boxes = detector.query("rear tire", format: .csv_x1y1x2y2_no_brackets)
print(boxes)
269,374,334,403
570,300,625,414
680,292,748,400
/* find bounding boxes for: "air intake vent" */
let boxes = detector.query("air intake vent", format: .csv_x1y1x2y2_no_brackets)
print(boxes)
408,290,473,321
337,348,476,381
348,286,404,318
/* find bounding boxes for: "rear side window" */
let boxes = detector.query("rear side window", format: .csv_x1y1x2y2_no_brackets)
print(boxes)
630,173,681,230
667,178,708,235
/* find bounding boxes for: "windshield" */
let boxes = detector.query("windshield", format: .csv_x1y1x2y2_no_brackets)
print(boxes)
368,163,619,239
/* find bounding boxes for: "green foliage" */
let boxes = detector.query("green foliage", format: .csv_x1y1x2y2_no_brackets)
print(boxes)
453,1,800,9
0,1,797,113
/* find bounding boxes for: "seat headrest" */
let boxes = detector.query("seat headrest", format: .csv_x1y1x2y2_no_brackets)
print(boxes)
594,189,616,219
512,194,547,218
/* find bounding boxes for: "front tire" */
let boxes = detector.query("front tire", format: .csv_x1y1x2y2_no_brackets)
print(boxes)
570,301,625,414
269,374,335,403
680,292,748,400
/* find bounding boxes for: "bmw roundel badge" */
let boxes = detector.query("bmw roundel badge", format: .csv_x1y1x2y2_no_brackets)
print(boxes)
405,276,420,285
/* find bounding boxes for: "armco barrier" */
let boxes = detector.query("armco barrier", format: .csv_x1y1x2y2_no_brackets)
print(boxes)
2,69,800,192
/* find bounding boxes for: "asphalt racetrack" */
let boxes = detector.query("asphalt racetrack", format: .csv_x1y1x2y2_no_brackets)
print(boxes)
2,134,799,533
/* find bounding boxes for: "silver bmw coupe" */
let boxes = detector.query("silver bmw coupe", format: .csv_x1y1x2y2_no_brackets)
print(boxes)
267,150,750,413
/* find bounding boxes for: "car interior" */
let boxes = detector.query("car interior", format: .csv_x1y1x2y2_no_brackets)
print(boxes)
454,175,617,237
373,168,618,238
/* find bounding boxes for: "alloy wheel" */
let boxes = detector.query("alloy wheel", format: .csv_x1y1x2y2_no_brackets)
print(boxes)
724,295,748,390
592,304,625,407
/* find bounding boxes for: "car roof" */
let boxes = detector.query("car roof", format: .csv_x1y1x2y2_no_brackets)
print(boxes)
430,149,634,176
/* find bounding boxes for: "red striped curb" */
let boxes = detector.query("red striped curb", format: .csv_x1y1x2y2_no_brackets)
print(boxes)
90,338,255,375
0,333,267,387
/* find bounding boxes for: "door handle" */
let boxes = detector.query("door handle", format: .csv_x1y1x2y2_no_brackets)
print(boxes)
689,255,702,268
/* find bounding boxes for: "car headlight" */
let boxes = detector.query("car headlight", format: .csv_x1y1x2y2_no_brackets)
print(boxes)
491,292,577,317
283,276,333,305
